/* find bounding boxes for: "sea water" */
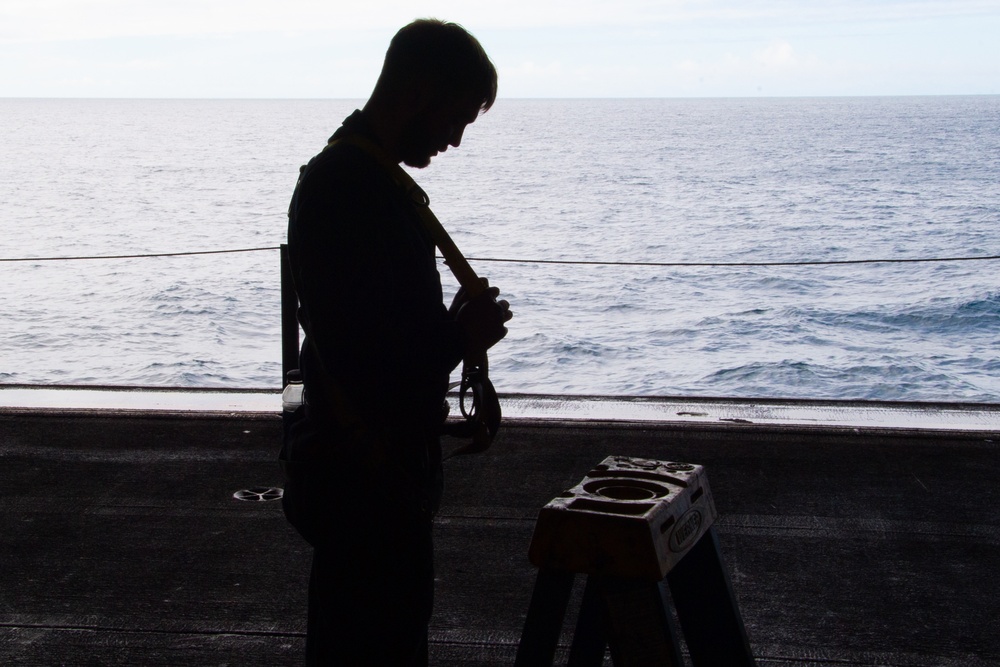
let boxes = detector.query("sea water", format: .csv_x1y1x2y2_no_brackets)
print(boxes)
0,97,997,401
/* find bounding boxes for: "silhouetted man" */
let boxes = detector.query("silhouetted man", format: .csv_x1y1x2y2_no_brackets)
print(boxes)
282,19,511,666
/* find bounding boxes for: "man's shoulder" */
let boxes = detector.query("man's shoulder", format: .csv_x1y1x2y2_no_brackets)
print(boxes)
290,140,406,232
294,141,391,204
302,139,372,179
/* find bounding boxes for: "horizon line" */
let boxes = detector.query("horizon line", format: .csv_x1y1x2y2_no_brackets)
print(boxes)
3,93,999,101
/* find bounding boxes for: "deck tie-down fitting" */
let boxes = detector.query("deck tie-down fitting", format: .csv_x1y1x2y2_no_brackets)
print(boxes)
232,487,284,502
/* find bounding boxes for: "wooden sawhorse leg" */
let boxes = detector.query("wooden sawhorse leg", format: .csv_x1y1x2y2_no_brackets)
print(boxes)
514,569,685,667
515,528,755,666
667,526,756,666
570,575,685,667
514,569,576,667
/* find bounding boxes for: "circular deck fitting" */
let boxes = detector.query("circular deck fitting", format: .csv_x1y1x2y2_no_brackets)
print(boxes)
233,486,284,502
582,478,670,501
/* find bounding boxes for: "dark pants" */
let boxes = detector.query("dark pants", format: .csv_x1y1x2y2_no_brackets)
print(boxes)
306,508,434,665
282,416,443,666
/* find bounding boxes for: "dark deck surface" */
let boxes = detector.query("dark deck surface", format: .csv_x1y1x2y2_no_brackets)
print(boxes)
2,408,999,666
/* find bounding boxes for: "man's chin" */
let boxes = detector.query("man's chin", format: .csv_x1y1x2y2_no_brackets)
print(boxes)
402,154,433,169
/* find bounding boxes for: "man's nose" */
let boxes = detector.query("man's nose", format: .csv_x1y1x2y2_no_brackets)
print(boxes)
450,125,466,148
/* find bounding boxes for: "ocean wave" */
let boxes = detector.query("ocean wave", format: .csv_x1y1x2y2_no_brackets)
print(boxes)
2,98,997,401
806,292,999,336
702,359,995,401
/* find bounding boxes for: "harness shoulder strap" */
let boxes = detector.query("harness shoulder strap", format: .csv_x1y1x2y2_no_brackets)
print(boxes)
330,134,485,296
329,134,501,453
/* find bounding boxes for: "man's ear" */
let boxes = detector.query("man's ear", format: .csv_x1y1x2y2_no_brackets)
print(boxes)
402,73,444,113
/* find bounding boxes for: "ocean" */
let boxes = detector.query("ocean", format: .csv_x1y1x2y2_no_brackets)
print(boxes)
1,97,998,402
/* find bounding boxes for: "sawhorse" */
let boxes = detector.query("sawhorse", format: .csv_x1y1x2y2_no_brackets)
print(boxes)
514,456,756,666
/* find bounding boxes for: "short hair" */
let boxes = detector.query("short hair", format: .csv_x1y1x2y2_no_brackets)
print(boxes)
381,19,498,112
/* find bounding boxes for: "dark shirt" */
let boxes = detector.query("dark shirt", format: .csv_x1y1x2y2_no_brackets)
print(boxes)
287,111,465,447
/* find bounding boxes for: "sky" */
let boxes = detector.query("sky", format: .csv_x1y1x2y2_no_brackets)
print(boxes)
1,0,999,98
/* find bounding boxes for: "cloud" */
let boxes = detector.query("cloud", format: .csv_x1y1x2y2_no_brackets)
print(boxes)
118,58,169,72
502,60,564,80
2,0,997,97
659,40,856,96
9,0,996,44
756,40,796,68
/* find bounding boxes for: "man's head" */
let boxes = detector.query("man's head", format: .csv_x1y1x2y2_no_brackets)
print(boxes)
367,19,497,168
380,19,497,115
